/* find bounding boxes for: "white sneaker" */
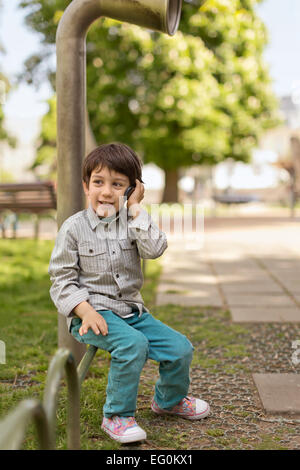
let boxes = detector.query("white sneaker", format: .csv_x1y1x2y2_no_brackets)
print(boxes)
151,396,210,420
101,416,147,443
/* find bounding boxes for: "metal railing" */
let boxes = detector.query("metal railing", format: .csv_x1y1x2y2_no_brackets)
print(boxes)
0,345,98,450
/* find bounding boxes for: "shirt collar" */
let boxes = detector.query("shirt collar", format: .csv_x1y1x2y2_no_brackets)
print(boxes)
87,203,126,230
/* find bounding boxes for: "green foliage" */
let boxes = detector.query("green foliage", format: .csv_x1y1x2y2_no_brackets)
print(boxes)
29,96,57,180
19,0,280,179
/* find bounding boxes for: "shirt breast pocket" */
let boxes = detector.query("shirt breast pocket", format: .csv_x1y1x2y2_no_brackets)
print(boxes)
78,242,108,273
119,239,139,267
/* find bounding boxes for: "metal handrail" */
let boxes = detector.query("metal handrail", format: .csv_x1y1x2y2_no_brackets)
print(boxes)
77,345,98,386
0,399,50,450
43,348,81,449
0,346,98,450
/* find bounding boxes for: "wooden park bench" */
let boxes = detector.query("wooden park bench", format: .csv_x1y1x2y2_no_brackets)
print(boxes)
0,182,56,239
212,193,259,205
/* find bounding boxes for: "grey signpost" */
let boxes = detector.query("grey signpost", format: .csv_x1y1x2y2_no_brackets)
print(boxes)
56,0,182,363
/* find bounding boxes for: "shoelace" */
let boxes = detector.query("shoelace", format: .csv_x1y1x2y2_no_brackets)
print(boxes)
111,416,136,431
176,396,194,412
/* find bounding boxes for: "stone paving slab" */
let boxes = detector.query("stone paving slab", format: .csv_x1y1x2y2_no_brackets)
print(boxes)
230,306,300,323
160,267,211,276
155,291,223,308
211,260,261,269
211,264,270,274
213,268,269,277
221,281,283,294
225,294,296,307
217,273,274,283
281,282,300,294
157,282,219,292
160,274,218,285
270,274,300,281
252,373,300,415
260,262,300,270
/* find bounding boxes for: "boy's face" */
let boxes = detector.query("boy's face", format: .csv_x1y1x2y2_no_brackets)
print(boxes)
83,165,130,218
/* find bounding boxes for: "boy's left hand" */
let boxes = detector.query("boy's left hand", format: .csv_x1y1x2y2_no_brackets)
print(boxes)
127,179,144,209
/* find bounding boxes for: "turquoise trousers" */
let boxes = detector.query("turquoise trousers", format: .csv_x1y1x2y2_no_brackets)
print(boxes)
71,310,194,418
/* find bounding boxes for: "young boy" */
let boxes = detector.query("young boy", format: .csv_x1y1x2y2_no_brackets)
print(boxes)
48,142,210,444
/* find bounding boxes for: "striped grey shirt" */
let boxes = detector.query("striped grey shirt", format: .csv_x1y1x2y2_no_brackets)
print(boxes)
48,204,168,331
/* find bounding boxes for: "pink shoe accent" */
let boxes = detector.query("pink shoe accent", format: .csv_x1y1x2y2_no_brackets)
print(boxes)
101,416,147,443
151,396,210,420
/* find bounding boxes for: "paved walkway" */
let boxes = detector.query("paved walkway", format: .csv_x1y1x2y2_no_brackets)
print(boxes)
156,215,300,417
157,216,300,321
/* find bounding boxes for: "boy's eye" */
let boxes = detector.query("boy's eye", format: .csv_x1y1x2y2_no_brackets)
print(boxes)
92,180,123,187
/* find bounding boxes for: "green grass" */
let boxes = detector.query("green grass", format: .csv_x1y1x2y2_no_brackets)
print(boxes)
0,238,252,450
0,239,165,449
0,239,57,382
253,434,289,451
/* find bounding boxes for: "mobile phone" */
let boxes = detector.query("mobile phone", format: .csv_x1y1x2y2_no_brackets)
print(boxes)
124,186,135,201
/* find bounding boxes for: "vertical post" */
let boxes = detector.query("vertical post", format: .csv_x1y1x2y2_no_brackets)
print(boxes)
34,214,39,240
56,0,182,363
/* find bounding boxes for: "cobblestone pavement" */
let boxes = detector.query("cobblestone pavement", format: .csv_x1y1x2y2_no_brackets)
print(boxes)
152,215,300,450
133,314,300,450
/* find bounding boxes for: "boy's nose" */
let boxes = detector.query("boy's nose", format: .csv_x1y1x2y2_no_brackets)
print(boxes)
101,184,113,196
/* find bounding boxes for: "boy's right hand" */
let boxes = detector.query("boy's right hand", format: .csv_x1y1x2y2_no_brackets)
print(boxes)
73,301,108,336
79,310,108,337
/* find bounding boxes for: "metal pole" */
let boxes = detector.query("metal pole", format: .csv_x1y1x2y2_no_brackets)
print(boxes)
43,348,80,449
56,0,182,363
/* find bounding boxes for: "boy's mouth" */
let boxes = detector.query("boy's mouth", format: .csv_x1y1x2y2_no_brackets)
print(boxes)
96,201,117,217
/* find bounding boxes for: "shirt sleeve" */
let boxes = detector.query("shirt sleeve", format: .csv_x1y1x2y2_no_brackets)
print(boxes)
128,208,168,259
48,222,89,317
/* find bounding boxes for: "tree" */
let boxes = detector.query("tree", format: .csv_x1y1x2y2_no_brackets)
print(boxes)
29,95,57,180
19,0,280,201
29,94,96,181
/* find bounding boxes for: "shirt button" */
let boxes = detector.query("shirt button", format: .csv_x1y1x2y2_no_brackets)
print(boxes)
112,251,115,254
89,249,93,253
116,274,119,278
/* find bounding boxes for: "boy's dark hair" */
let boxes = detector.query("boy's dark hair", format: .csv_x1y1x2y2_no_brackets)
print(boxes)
82,142,143,187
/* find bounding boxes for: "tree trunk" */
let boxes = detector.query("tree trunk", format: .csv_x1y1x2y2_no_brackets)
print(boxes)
162,168,179,203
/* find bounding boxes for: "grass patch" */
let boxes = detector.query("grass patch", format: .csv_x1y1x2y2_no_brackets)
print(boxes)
0,240,167,449
0,239,56,382
253,434,289,450
0,239,253,450
206,428,224,437
165,289,189,295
